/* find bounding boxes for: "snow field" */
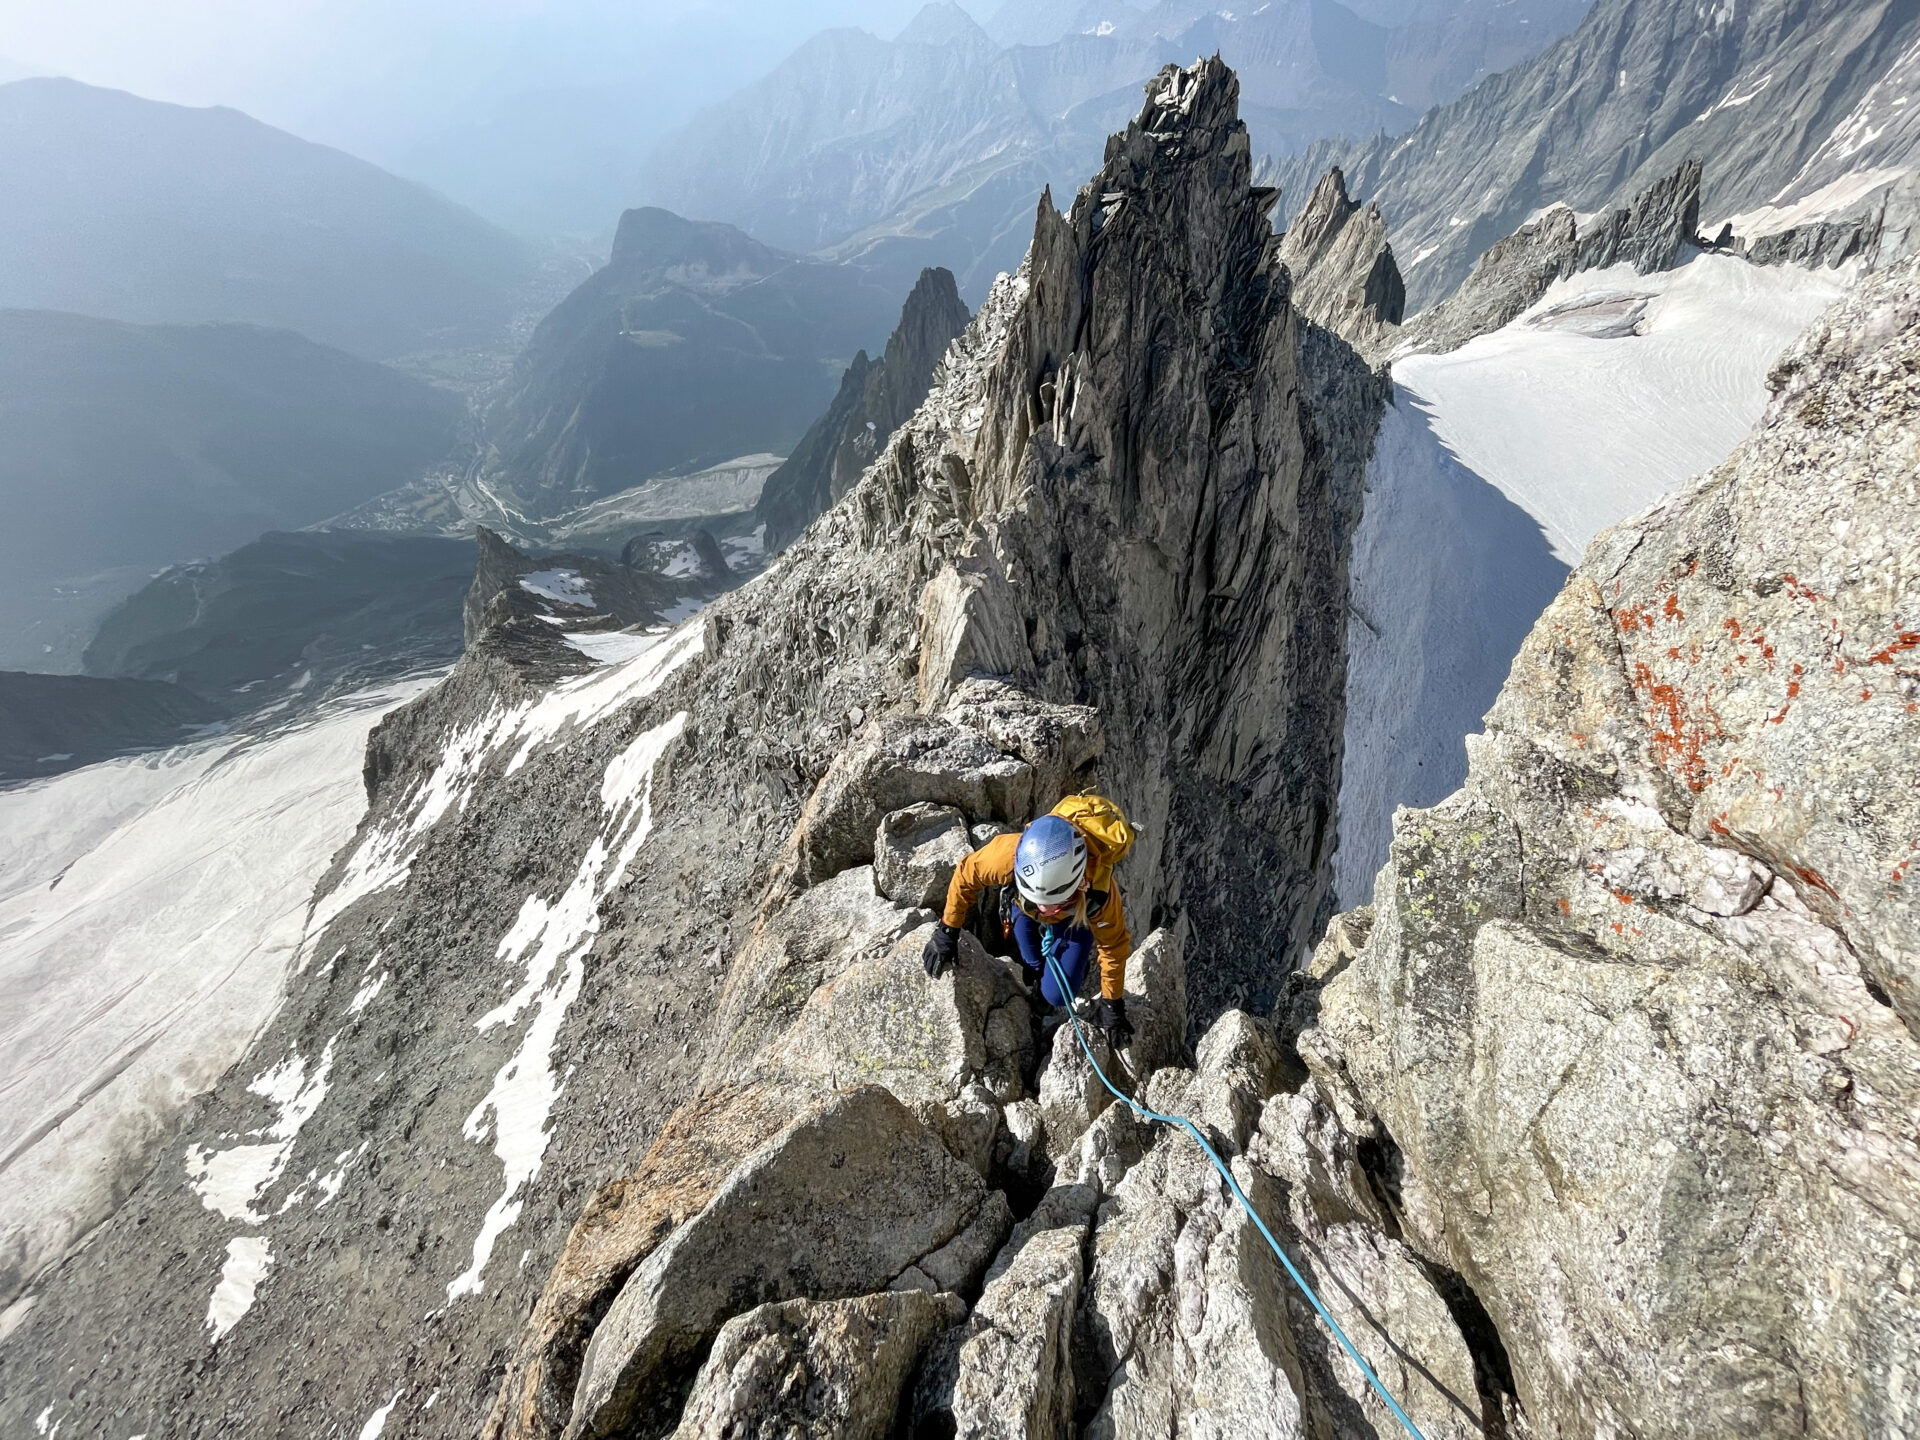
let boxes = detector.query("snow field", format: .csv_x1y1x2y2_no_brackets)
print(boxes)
0,678,432,1318
1339,253,1857,903
1395,253,1851,563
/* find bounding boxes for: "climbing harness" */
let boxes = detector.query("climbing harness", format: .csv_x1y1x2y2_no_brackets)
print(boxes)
1041,951,1433,1440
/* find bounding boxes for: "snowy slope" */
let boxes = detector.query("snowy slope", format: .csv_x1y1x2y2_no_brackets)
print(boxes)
0,679,433,1319
1393,253,1852,563
1336,391,1570,905
1337,254,1854,902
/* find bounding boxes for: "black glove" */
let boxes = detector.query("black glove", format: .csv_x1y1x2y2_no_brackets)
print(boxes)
1094,996,1134,1047
922,923,960,978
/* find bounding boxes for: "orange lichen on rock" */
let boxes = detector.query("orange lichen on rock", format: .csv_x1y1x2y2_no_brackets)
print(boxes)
1630,659,1720,791
1866,630,1920,666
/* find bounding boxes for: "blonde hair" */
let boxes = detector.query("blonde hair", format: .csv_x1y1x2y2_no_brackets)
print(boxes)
1026,876,1091,931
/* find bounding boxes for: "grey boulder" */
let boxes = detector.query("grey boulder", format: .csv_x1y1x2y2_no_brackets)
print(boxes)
669,1289,965,1440
567,1084,988,1439
874,801,972,910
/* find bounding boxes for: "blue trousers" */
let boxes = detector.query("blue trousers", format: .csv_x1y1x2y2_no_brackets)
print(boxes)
1011,910,1093,1006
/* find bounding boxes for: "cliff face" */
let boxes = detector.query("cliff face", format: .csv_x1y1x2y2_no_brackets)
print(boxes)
0,59,1383,1440
755,266,972,552
1302,253,1920,1437
1266,0,1920,308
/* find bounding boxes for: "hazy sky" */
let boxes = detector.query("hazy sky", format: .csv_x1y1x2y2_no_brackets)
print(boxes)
0,1,996,230
0,2,986,148
0,1,983,114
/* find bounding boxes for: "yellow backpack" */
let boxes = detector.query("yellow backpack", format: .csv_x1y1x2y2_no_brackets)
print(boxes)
1050,793,1135,887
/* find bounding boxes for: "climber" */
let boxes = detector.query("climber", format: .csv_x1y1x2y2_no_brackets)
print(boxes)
921,796,1135,1047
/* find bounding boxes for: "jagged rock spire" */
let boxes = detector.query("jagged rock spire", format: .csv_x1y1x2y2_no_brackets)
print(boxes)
755,266,970,551
1277,165,1407,354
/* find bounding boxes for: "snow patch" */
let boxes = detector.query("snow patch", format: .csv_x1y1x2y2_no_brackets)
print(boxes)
184,1037,337,1224
562,629,666,665
503,621,702,775
349,971,387,1015
302,703,515,948
446,710,688,1302
1695,70,1771,122
205,1234,272,1342
303,617,701,952
660,543,703,578
517,569,594,607
357,1392,403,1440
722,524,767,570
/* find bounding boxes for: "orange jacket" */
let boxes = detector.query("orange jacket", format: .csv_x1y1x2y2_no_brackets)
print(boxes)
941,830,1133,999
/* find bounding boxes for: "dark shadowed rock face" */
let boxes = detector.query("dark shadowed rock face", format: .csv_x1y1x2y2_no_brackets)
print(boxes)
475,207,903,518
0,58,1383,1440
1397,158,1706,357
0,671,223,781
756,267,971,552
1744,169,1920,272
1572,157,1702,274
84,530,475,712
462,526,699,646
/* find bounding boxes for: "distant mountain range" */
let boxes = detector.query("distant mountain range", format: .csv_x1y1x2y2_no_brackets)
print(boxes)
475,207,905,520
84,531,476,710
0,78,534,360
635,0,1589,299
0,309,463,670
0,671,222,783
1266,0,1920,307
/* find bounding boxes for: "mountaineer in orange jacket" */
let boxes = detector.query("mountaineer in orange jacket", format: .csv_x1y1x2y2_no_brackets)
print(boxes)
921,805,1135,1046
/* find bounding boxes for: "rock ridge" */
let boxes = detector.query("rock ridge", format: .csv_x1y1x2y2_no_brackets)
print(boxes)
0,56,1386,1440
1300,251,1920,1437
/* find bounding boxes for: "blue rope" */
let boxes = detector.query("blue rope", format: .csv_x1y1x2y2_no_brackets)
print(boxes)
1042,951,1432,1440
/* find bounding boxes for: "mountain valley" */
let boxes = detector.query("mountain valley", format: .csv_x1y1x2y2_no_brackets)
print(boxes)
0,10,1915,1440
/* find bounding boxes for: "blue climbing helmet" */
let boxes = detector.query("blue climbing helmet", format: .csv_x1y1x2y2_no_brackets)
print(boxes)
1013,814,1088,907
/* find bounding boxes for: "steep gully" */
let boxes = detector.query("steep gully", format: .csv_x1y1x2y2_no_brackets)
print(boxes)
3,56,1915,1440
